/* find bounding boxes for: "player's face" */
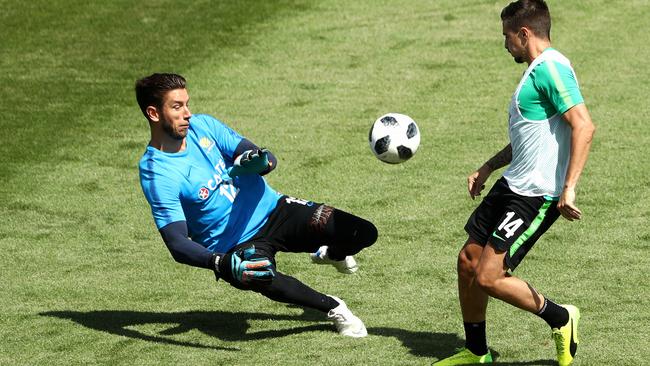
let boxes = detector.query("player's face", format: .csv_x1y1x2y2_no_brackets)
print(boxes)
503,24,526,64
158,88,192,140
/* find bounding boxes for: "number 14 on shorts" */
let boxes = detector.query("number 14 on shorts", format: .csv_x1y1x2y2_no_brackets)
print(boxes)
495,211,524,239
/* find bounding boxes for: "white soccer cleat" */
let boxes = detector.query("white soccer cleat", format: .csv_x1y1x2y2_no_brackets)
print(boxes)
310,246,358,274
327,296,367,338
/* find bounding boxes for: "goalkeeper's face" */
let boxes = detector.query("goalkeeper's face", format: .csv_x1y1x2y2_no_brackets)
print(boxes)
157,88,192,140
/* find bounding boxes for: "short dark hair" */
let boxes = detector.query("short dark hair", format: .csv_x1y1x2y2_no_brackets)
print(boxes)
135,73,187,119
501,0,551,40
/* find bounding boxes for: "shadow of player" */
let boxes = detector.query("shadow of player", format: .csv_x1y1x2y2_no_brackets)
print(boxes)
41,308,329,351
41,309,555,364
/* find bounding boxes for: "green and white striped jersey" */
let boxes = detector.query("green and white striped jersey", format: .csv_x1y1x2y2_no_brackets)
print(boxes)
503,48,584,197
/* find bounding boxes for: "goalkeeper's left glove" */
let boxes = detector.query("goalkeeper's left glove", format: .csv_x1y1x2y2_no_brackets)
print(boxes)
227,148,270,178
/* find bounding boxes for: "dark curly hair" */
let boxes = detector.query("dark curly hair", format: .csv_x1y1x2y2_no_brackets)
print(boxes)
501,0,551,40
135,73,187,120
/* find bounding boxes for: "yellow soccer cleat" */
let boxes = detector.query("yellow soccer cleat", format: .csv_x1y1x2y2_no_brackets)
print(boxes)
433,348,493,365
551,305,580,366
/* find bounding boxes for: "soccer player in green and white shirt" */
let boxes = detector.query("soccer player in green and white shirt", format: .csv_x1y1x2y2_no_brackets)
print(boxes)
434,1,596,365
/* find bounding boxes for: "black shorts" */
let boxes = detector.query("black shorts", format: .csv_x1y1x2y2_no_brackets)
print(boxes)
220,195,377,288
464,177,561,271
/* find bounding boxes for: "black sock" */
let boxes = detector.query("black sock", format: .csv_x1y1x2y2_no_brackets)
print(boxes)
464,321,488,356
326,247,346,261
258,272,340,313
536,298,569,328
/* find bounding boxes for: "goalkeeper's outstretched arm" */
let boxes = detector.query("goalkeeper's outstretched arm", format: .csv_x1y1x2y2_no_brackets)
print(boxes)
159,221,221,270
158,221,275,284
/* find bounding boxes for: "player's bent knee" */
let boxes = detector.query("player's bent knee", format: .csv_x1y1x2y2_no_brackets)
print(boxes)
332,209,378,249
358,220,378,248
457,250,476,277
475,271,500,295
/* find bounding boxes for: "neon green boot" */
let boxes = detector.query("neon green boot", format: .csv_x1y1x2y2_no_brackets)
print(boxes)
552,305,580,366
433,348,493,365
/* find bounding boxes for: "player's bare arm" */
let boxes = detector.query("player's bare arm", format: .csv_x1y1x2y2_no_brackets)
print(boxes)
468,144,512,199
557,103,596,221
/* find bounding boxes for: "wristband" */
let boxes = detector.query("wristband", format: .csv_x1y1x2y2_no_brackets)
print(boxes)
211,253,222,273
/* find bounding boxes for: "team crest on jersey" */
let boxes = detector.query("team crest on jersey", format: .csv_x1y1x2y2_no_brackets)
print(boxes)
199,137,215,151
198,187,210,200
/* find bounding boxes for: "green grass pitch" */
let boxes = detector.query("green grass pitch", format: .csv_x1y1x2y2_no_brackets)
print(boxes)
1,0,649,365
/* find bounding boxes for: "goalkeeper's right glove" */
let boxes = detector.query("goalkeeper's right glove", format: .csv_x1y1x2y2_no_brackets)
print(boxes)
215,245,275,285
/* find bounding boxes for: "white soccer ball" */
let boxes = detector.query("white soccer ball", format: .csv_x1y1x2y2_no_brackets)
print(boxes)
368,113,420,164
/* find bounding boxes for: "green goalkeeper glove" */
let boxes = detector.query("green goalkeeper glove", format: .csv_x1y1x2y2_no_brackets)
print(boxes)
227,149,270,178
228,245,275,285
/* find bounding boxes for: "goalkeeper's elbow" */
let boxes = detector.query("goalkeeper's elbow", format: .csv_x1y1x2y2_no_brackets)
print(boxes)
260,150,277,176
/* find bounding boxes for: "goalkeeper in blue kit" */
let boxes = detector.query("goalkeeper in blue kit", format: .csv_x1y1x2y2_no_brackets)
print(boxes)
136,73,377,337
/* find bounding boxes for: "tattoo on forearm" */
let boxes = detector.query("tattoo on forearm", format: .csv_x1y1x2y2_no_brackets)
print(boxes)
486,144,512,171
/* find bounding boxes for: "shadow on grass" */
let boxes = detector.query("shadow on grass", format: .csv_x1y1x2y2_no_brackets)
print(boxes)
41,309,555,364
40,308,329,351
369,327,462,358
367,328,555,365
